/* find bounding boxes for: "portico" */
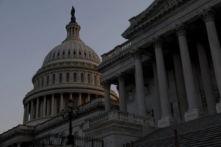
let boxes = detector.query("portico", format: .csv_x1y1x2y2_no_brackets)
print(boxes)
97,0,221,128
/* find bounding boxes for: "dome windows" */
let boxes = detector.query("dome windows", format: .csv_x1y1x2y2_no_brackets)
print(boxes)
88,74,90,83
47,76,49,85
81,73,84,82
66,73,70,82
59,73,62,83
57,52,60,57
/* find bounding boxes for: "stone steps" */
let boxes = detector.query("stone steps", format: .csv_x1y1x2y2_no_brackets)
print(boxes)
134,113,221,146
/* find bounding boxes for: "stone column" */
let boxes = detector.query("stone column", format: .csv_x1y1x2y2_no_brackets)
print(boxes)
87,94,91,102
131,48,147,116
173,53,188,121
23,104,26,124
36,98,39,119
117,73,127,112
200,8,221,113
174,24,203,121
60,93,64,111
47,98,50,116
78,93,82,106
26,102,30,122
196,42,216,114
51,94,55,116
30,100,34,120
43,96,46,117
103,81,111,112
152,62,161,121
152,38,174,127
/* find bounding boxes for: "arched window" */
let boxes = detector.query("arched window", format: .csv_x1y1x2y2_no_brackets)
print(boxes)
59,73,62,83
57,52,60,57
53,53,55,58
47,76,49,85
79,52,81,55
66,73,70,82
74,73,77,82
84,53,86,56
68,51,70,55
53,74,56,84
42,78,44,86
73,51,76,55
81,73,84,82
94,75,97,85
63,51,65,56
88,74,90,83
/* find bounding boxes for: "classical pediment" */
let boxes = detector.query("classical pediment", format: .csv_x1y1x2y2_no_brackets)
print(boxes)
122,0,190,39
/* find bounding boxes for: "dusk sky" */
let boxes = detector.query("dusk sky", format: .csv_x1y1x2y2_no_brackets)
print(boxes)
0,0,154,134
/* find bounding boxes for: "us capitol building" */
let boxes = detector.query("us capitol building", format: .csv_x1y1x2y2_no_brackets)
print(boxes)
1,0,221,146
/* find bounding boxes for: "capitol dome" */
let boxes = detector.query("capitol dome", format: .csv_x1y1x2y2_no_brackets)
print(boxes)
22,7,118,126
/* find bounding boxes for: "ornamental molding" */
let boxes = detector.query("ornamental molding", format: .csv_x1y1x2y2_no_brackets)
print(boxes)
172,23,187,37
199,7,215,22
122,0,193,39
130,47,143,60
152,36,163,49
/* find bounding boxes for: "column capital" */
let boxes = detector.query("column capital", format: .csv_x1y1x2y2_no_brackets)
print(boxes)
199,7,215,23
130,47,142,59
101,80,111,88
173,23,187,37
152,36,163,48
116,72,125,81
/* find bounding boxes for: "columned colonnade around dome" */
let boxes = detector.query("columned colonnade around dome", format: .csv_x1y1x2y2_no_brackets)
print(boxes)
98,4,221,128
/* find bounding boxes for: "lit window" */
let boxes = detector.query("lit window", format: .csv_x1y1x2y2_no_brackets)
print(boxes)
66,73,70,82
127,90,133,101
47,76,49,85
59,73,62,83
88,74,90,83
74,73,77,82
81,73,84,82
53,74,55,84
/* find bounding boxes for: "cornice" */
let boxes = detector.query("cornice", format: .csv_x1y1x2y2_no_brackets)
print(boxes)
123,0,195,39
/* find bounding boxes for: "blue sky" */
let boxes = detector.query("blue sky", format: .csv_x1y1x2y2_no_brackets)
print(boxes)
0,0,154,134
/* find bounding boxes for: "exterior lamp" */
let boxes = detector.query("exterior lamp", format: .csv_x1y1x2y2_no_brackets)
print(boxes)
60,99,81,146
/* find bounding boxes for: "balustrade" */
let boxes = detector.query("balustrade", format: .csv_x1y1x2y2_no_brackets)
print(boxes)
102,41,131,62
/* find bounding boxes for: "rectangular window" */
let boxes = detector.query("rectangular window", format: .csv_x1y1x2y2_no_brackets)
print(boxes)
127,90,133,101
59,73,62,83
47,76,49,85
74,73,77,82
144,83,150,95
66,73,70,82
53,74,55,84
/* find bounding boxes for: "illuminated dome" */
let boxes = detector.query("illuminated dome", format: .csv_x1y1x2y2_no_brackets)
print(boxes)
22,6,118,126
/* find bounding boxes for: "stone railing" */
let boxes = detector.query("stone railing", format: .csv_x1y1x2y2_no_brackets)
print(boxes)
101,41,131,62
87,111,149,128
35,98,119,132
0,125,35,140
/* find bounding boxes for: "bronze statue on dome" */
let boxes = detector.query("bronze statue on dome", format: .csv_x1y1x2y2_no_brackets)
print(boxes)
71,6,75,17
70,6,76,23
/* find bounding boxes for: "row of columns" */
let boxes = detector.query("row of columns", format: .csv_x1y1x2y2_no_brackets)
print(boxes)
23,93,92,123
102,8,221,128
